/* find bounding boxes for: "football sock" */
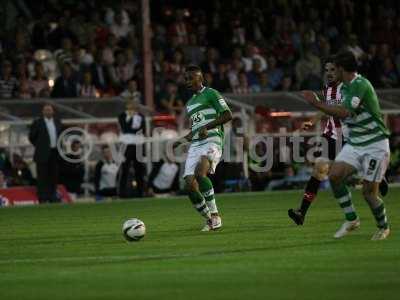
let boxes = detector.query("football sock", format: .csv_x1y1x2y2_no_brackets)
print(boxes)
188,191,211,219
299,176,321,215
332,183,358,221
371,201,389,229
198,176,218,214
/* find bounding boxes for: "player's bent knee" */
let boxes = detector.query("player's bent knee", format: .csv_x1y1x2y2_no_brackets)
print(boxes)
328,170,341,185
313,159,330,181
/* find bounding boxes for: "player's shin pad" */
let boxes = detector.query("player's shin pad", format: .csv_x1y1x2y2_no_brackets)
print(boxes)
332,183,358,221
198,176,218,213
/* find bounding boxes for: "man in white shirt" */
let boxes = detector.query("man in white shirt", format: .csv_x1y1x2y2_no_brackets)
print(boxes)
94,145,119,198
29,104,63,203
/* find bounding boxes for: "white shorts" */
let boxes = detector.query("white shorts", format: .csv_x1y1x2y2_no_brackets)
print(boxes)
183,143,222,177
335,139,390,182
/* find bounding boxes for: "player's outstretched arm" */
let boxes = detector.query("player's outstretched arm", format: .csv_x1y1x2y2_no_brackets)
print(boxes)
301,91,350,119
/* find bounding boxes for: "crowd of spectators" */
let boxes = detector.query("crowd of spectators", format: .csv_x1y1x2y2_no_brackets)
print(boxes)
1,0,400,110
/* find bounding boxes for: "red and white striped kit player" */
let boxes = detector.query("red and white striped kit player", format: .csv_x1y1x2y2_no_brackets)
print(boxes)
322,82,347,140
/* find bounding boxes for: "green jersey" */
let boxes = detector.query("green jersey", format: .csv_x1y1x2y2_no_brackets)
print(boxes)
186,86,231,148
341,74,390,146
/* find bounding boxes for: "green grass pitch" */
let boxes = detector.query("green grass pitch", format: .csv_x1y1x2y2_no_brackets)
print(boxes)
1,189,399,300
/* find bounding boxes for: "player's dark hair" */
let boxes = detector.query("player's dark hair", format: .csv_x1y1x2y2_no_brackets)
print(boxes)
185,65,202,73
334,51,357,72
323,56,335,66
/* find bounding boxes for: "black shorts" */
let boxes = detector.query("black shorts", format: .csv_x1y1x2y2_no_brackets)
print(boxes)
315,135,344,161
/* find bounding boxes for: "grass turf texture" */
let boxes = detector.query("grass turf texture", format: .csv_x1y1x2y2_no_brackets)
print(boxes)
1,189,399,300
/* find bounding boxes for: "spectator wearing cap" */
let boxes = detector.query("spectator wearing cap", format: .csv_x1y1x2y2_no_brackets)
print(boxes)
0,61,18,99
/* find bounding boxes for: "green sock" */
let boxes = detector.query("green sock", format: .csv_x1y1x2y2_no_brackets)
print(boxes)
372,201,389,229
188,191,210,219
332,183,358,221
198,176,218,214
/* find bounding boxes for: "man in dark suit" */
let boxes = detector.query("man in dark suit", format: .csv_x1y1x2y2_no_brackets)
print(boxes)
89,51,109,92
51,63,79,98
118,100,146,198
28,104,63,203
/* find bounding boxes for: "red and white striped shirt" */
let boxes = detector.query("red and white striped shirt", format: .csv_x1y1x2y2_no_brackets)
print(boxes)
322,82,343,140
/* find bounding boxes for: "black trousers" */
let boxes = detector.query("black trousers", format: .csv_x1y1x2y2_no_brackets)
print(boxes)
118,145,146,197
98,188,117,197
36,149,59,203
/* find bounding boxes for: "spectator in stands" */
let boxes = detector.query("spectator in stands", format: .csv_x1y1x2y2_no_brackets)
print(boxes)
51,63,79,98
214,116,248,192
213,62,231,93
0,61,18,99
9,154,35,186
103,34,119,66
90,50,110,93
118,100,146,198
157,80,184,115
79,72,98,98
70,47,84,76
120,79,141,102
280,75,295,92
242,44,267,72
109,51,134,89
204,72,214,88
346,34,365,63
247,59,263,90
295,48,322,89
233,72,251,94
248,141,270,191
148,153,180,196
28,104,63,203
54,37,73,68
380,57,399,88
201,47,219,74
0,170,8,188
253,72,272,93
0,148,12,176
59,140,85,196
28,62,50,98
18,80,32,99
183,33,204,66
265,56,283,91
110,11,134,40
47,16,77,49
94,145,118,198
228,58,243,90
168,9,190,45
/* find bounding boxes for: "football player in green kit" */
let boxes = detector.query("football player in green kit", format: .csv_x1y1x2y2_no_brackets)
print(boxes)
302,51,391,240
174,65,232,231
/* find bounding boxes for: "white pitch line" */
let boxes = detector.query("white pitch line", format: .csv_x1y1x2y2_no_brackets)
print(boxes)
0,253,196,265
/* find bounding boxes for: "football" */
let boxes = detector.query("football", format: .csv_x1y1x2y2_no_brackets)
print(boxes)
122,218,146,241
